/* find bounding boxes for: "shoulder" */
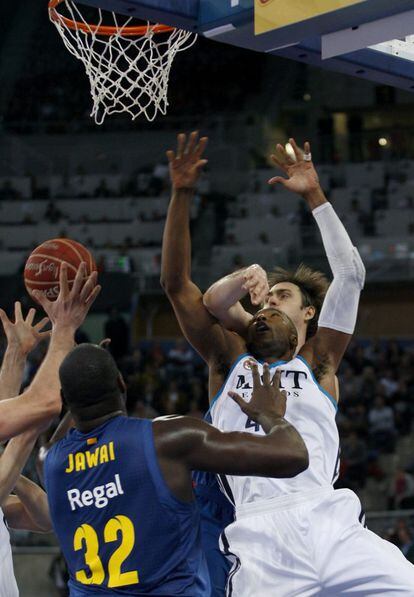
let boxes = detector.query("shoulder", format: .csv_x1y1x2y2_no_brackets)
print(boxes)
153,415,212,456
298,336,334,379
294,352,338,403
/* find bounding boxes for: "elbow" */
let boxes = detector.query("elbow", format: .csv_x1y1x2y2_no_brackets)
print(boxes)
160,274,184,296
38,523,53,534
284,445,309,478
202,290,215,312
42,393,62,420
351,247,366,290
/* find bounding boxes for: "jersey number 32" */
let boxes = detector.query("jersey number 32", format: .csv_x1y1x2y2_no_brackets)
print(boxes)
74,514,139,588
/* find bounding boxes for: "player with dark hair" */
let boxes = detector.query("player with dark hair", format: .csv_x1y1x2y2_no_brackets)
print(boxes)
0,265,99,596
42,341,308,596
204,262,329,346
162,132,414,595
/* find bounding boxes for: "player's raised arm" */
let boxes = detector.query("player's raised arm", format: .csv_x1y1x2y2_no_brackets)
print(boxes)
154,363,308,479
0,302,54,521
270,139,365,374
160,131,243,365
0,303,50,400
3,477,52,533
0,264,100,441
203,264,268,335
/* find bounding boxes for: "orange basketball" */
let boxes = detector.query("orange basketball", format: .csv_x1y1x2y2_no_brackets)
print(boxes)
24,238,96,302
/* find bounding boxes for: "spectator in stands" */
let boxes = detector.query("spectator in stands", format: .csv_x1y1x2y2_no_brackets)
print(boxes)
339,366,362,404
368,395,396,453
395,521,414,563
162,380,188,415
130,399,159,419
358,366,378,403
104,306,130,362
121,347,143,380
340,430,368,490
393,380,412,435
44,201,63,224
166,338,194,381
380,368,399,398
345,343,373,374
390,469,414,510
147,342,166,371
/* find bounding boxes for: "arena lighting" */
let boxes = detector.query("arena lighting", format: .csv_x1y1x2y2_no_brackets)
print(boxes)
378,138,389,147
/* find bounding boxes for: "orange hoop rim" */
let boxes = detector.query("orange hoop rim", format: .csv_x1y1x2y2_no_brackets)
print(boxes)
48,0,175,37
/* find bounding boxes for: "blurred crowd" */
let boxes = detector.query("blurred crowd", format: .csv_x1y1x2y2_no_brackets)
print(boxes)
2,317,414,575
337,339,414,508
3,325,413,509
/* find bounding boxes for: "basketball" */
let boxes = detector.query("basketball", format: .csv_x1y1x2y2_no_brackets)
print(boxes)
24,238,96,301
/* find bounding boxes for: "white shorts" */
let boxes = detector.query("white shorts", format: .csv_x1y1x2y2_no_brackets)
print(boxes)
220,488,414,596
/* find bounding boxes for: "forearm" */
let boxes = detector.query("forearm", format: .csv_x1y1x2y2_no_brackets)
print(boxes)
313,202,365,333
160,188,194,293
0,346,26,401
203,272,252,332
12,475,52,532
0,430,39,505
26,324,74,412
264,416,309,476
203,268,258,333
0,326,73,441
204,270,248,311
245,414,309,477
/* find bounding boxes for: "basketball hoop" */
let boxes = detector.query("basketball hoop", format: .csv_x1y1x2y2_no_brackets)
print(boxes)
48,0,197,124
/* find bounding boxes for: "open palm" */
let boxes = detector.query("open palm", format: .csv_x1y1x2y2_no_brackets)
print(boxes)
0,302,50,356
167,132,208,190
269,138,320,196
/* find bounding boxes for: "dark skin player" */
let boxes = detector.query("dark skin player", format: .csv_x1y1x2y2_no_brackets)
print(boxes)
58,346,308,502
160,132,353,404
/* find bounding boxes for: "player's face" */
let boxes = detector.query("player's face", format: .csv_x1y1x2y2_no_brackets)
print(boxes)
247,307,298,354
263,283,308,334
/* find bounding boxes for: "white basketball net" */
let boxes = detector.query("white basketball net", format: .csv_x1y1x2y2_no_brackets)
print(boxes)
49,1,197,124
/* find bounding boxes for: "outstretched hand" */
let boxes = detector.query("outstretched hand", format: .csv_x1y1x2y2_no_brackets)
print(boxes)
268,138,320,197
0,302,50,356
167,131,208,190
32,263,101,332
229,362,287,424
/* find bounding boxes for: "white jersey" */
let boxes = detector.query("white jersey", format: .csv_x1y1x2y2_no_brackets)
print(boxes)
210,353,340,506
0,508,18,597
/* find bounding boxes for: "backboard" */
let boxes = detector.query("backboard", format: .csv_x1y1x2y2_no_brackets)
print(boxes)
74,0,414,91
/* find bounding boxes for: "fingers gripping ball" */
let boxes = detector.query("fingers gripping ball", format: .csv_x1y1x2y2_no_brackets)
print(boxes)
24,239,97,302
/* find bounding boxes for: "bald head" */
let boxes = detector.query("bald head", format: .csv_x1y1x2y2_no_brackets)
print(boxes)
59,344,122,416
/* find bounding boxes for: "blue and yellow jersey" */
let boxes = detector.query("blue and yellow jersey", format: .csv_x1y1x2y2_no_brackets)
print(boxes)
192,410,234,597
44,415,209,596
